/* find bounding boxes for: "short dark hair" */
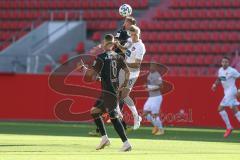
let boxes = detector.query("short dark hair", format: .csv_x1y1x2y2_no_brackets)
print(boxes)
125,16,136,25
104,34,114,42
222,56,231,61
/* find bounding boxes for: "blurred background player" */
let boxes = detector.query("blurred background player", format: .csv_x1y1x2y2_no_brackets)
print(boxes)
116,25,146,130
143,63,164,135
78,34,132,151
212,57,240,138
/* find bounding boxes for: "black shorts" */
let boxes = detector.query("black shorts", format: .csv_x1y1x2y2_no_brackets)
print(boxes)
93,92,118,113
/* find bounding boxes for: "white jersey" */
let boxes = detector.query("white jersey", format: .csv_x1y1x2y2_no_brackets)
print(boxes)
218,66,240,94
124,38,146,64
124,38,146,79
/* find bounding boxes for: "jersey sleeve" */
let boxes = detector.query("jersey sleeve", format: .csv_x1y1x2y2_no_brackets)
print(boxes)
232,68,240,78
92,56,103,75
135,44,146,60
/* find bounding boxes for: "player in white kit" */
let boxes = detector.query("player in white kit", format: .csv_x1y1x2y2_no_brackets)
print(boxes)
115,25,146,130
212,57,240,138
143,63,164,135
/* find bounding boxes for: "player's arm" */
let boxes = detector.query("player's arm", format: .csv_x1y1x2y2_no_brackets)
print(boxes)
77,58,103,82
127,59,142,68
147,75,163,92
233,70,240,97
211,78,221,91
149,83,163,92
119,58,130,91
121,66,130,89
115,40,127,53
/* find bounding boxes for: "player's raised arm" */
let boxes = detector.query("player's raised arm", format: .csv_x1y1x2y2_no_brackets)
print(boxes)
115,40,128,53
232,68,240,79
77,57,103,82
147,79,163,92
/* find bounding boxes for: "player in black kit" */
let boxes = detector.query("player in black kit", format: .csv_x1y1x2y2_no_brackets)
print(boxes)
77,34,132,151
88,16,136,136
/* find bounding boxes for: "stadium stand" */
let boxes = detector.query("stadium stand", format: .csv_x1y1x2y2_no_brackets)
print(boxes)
0,0,239,76
138,0,240,76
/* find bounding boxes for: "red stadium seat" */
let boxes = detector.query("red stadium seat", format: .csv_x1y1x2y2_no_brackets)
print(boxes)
186,55,196,65
177,55,187,64
75,42,85,53
59,54,69,64
168,55,178,64
195,55,204,65
44,64,52,73
159,54,168,64
204,55,214,65
91,32,101,41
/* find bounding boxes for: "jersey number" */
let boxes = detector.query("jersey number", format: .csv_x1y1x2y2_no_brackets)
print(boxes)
111,60,117,79
126,50,131,57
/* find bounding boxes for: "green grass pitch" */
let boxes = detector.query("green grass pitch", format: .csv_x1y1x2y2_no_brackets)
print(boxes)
0,122,239,160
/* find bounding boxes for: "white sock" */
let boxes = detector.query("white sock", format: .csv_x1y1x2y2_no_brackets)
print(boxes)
123,96,139,119
152,116,163,129
235,111,240,122
145,114,154,126
219,110,232,129
123,140,130,145
116,105,123,119
102,135,108,140
128,105,139,120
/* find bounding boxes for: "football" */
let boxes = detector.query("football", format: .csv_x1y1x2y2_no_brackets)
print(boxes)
119,4,132,17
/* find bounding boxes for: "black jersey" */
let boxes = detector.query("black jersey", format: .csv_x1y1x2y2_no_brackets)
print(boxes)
92,51,127,95
115,27,130,54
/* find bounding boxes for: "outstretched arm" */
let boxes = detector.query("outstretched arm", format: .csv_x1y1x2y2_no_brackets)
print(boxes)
127,59,142,68
115,40,127,53
76,59,99,82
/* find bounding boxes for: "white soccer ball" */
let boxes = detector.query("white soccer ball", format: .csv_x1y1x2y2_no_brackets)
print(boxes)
119,4,132,17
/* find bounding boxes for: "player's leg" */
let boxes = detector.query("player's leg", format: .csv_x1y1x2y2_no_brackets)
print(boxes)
143,97,157,134
90,106,110,150
231,100,240,123
121,84,141,130
88,99,103,137
117,91,128,130
218,104,233,138
108,109,132,151
232,106,240,122
151,96,164,135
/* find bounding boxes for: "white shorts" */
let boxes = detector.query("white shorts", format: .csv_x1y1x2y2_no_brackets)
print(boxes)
143,95,163,114
220,90,240,107
119,69,139,90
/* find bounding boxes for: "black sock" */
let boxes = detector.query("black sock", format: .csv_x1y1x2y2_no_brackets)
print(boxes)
121,119,127,130
119,99,127,130
111,118,128,142
119,99,124,111
94,117,106,136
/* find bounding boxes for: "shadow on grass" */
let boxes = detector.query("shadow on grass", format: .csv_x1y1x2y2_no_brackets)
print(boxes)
0,121,239,143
